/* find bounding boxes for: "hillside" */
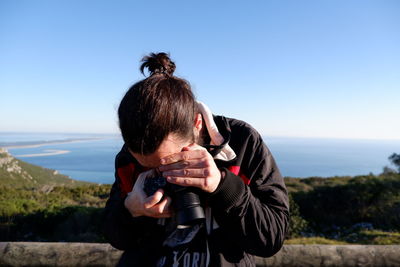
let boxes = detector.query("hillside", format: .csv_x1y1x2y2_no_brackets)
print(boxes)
0,148,89,188
0,148,111,241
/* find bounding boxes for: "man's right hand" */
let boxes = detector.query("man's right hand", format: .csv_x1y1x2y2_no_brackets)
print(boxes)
124,169,173,218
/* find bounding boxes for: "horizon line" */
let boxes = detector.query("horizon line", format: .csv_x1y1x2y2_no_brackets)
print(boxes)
1,131,400,142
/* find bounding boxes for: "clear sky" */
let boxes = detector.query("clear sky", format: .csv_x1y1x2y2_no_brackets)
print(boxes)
1,0,399,140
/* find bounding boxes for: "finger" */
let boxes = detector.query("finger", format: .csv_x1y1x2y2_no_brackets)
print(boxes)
160,150,206,165
158,158,208,172
166,176,205,188
143,189,164,208
149,211,172,218
148,197,173,218
157,196,173,214
163,168,209,178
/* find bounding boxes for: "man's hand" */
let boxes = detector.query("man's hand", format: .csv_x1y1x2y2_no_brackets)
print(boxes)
158,144,222,193
124,169,173,218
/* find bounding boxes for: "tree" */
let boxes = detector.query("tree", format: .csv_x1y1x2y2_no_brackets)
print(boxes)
389,153,400,173
382,166,397,175
287,194,308,238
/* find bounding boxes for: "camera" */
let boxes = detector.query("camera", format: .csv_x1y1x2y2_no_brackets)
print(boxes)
143,175,205,226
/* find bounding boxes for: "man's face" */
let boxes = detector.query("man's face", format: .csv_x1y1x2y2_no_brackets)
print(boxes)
130,133,192,168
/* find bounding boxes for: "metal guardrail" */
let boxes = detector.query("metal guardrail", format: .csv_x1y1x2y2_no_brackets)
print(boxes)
1,242,400,266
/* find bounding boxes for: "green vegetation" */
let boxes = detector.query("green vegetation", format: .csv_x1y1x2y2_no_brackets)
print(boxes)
0,149,89,188
388,153,400,173
285,229,400,245
1,149,400,244
286,173,400,244
0,184,111,217
284,237,349,245
0,184,111,242
0,150,110,242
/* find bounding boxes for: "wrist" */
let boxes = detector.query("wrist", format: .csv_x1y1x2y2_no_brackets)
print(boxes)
209,169,225,193
129,208,142,217
207,167,246,210
124,197,142,217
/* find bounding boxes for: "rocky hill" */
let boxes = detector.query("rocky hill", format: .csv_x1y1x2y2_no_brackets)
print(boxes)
0,148,110,241
0,148,88,188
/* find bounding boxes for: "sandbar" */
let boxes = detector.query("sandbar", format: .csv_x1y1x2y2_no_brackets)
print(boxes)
15,149,71,158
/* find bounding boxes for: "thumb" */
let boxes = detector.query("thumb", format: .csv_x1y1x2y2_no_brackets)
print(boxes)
143,188,164,208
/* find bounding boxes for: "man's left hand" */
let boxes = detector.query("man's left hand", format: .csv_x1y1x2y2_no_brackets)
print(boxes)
158,144,222,193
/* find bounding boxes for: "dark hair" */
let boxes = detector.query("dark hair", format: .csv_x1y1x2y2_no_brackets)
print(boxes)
118,52,197,155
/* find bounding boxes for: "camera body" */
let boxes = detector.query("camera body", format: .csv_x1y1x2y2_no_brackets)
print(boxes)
143,176,205,226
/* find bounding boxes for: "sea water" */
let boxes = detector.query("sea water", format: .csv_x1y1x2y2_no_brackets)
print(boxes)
265,137,400,178
1,133,122,184
1,132,400,184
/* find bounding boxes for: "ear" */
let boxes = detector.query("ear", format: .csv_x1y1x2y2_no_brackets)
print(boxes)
194,113,202,132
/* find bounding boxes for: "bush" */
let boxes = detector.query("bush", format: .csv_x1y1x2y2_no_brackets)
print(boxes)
291,174,400,233
0,184,111,242
1,206,106,242
287,194,308,238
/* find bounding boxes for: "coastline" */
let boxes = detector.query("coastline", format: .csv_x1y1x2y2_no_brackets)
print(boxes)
0,137,109,150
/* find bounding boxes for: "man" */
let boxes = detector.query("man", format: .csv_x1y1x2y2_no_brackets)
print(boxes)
103,52,289,266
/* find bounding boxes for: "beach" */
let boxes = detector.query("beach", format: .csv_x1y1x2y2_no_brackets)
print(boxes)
14,149,71,158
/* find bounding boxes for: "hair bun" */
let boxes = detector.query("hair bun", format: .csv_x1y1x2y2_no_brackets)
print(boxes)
140,52,176,76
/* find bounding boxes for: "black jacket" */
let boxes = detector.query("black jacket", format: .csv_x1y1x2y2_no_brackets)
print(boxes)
103,115,290,266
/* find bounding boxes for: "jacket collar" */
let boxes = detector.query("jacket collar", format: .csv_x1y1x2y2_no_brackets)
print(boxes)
197,102,236,162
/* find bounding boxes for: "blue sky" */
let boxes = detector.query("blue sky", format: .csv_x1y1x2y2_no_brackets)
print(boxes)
1,0,399,140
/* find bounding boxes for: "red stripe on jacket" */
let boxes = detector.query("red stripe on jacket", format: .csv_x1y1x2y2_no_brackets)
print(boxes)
117,163,135,197
228,165,250,185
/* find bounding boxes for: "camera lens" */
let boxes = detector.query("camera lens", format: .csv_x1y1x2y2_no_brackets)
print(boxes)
143,175,205,226
172,186,205,226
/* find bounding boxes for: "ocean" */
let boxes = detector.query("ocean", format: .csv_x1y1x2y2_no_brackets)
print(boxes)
1,132,400,184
